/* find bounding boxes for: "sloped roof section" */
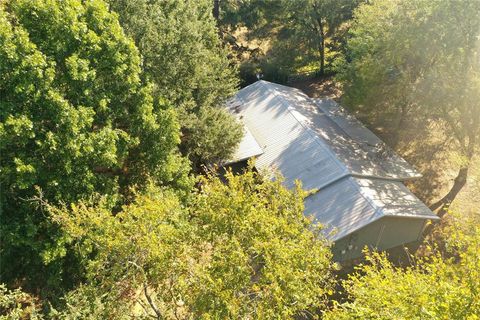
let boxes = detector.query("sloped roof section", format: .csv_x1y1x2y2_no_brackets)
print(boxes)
227,80,438,241
266,82,421,180
225,126,263,164
231,81,349,190
305,177,436,241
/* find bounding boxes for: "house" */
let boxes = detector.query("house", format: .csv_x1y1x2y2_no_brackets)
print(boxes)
225,80,439,261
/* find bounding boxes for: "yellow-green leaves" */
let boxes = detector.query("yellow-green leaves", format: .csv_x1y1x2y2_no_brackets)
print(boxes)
52,170,336,319
324,213,480,320
0,284,44,320
0,0,189,297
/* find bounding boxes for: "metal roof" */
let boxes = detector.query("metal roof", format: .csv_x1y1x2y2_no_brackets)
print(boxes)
227,80,439,241
266,82,421,180
305,177,437,241
231,81,348,190
225,126,263,164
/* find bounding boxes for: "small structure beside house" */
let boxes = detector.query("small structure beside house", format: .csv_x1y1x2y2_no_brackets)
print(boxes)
225,80,439,261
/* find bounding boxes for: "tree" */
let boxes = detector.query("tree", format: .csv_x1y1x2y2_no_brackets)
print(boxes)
338,0,430,146
107,0,243,169
180,106,243,169
415,1,480,216
0,0,190,298
51,170,337,319
219,0,360,79
284,0,361,75
324,213,480,319
0,284,44,320
339,0,480,216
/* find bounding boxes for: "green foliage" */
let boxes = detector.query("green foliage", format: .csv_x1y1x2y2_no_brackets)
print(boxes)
0,284,43,320
2,1,478,317
340,0,480,154
338,0,438,118
282,0,361,74
324,213,480,320
51,170,336,319
339,0,480,212
0,0,191,298
181,106,243,170
220,0,360,81
219,0,283,33
107,0,243,168
189,171,336,318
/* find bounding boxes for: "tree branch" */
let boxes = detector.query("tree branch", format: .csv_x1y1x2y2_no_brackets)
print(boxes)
144,285,163,320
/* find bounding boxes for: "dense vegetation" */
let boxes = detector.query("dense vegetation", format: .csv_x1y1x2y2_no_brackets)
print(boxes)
1,0,479,318
0,0,191,299
107,0,243,169
325,214,480,319
339,0,480,217
47,171,335,318
218,0,361,82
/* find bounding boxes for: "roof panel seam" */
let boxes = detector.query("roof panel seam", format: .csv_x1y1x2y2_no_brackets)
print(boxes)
259,81,349,180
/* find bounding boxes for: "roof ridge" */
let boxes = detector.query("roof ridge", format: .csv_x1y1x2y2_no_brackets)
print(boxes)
258,80,350,179
258,81,407,190
257,82,427,223
259,81,409,183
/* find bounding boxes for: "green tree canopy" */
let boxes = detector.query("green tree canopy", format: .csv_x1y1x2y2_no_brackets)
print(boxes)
324,213,480,319
50,170,336,319
339,0,480,215
107,0,243,169
0,0,190,297
219,0,360,81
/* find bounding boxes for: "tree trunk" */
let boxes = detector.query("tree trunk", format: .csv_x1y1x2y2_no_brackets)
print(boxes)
429,133,475,219
429,166,469,218
390,104,407,148
213,0,220,21
423,165,470,237
319,22,325,75
423,127,476,237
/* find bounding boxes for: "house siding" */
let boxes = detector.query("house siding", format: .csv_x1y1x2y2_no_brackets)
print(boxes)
332,216,426,261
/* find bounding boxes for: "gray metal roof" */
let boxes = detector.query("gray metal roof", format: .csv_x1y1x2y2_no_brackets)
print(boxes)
305,177,437,241
225,126,263,164
228,80,439,241
230,81,348,190
266,82,421,180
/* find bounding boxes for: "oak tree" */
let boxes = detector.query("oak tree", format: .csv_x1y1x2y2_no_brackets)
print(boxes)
0,0,190,297
52,170,337,319
339,0,480,216
107,0,243,169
